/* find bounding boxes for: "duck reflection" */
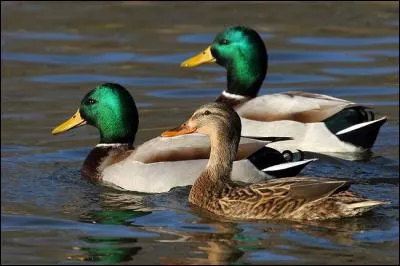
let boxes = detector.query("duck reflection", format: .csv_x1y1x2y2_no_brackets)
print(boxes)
155,218,245,265
67,190,152,263
156,205,392,264
65,185,392,264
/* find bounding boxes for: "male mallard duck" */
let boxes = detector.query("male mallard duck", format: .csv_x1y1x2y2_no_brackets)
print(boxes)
180,26,387,154
52,83,316,193
162,102,388,220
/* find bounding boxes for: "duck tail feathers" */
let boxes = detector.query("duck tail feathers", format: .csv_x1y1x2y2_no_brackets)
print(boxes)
335,117,387,149
343,200,390,216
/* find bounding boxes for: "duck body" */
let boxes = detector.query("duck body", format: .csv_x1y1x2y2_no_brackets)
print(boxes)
232,91,387,153
91,135,293,193
189,176,385,221
181,26,387,155
162,102,388,221
83,134,316,193
52,83,315,193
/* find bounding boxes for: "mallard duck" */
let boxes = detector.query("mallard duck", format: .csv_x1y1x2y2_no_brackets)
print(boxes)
180,26,387,154
52,83,316,193
161,102,388,220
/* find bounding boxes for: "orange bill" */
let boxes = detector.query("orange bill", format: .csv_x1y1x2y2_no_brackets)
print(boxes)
180,46,216,68
52,109,87,135
161,123,197,137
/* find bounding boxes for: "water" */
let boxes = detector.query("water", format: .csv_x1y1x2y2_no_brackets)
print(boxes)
1,1,399,264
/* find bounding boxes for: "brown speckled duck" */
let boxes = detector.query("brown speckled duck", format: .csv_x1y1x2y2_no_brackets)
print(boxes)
161,102,389,220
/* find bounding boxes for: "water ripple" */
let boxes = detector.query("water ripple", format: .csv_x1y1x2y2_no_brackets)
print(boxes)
2,214,157,238
323,66,399,76
29,74,201,86
1,148,88,163
2,51,137,65
290,36,399,47
3,31,87,41
271,51,372,64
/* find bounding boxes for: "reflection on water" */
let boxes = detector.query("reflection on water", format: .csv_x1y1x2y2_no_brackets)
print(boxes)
43,194,395,264
73,236,142,264
73,209,150,263
1,1,399,265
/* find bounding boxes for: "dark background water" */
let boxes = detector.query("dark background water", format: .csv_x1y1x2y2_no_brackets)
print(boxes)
1,1,399,264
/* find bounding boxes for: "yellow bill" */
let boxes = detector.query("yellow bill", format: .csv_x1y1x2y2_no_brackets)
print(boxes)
180,46,216,68
161,123,197,137
52,109,87,135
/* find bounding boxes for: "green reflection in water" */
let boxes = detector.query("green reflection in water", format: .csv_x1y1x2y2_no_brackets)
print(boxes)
75,209,152,264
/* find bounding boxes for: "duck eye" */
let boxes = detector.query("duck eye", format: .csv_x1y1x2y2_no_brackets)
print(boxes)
204,110,211,116
220,39,229,45
86,99,97,105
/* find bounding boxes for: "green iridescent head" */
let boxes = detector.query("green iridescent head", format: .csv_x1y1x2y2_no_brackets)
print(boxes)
181,26,268,97
52,83,139,145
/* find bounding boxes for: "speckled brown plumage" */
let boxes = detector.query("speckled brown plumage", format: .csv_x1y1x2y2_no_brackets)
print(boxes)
170,102,389,221
190,174,387,221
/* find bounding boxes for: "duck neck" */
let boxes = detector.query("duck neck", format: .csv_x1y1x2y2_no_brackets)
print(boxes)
98,121,136,147
207,134,236,182
225,49,267,98
191,126,240,198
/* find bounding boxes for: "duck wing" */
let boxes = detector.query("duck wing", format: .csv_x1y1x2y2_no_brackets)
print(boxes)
128,133,269,163
217,177,351,218
236,91,362,123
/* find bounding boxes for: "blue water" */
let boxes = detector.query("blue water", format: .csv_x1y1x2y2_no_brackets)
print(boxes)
1,1,399,264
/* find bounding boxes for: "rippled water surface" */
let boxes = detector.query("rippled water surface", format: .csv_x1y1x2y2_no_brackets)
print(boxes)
2,1,399,264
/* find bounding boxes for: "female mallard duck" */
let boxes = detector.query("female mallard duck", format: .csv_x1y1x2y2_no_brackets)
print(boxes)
180,26,387,154
162,102,388,220
52,83,316,193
